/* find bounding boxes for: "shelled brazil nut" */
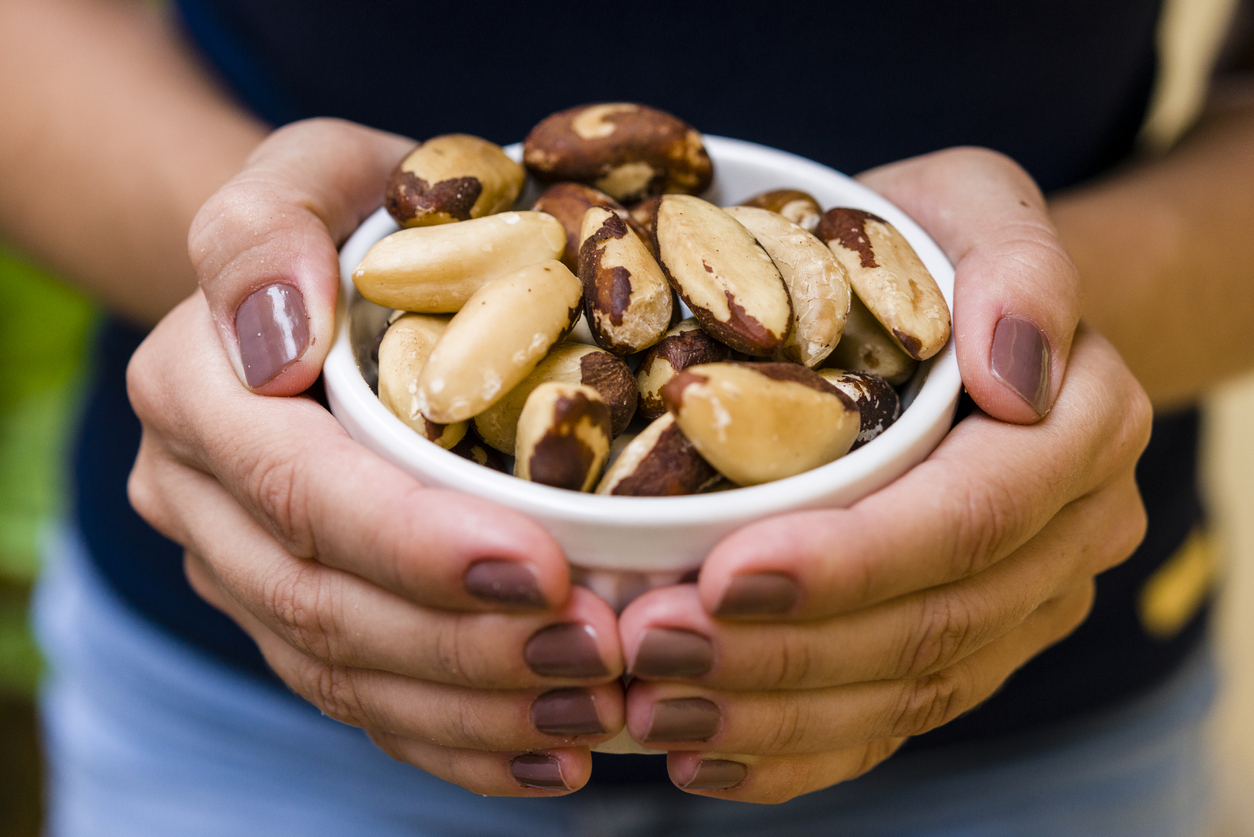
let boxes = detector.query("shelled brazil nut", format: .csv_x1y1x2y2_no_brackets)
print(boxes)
578,206,673,354
816,369,900,449
739,188,822,232
596,413,720,496
635,319,729,420
531,182,650,271
386,134,525,227
514,383,612,492
376,313,467,449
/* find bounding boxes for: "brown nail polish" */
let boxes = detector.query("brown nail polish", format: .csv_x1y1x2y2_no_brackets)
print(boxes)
531,689,605,736
714,572,799,617
990,316,1051,417
235,283,310,387
510,753,568,790
524,623,608,679
683,759,747,790
464,560,545,608
644,698,720,743
632,628,714,679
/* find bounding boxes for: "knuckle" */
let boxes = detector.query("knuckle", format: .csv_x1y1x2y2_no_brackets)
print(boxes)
427,616,479,687
761,633,815,689
245,448,316,555
947,475,1024,579
263,563,339,661
758,698,809,754
889,671,968,737
899,593,978,677
303,660,370,728
849,738,904,781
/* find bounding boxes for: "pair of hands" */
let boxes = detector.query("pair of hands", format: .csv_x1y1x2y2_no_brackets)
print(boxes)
126,120,1152,803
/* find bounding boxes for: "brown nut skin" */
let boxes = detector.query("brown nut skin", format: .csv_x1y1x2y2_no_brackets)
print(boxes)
448,428,509,472
473,342,637,454
662,362,859,486
596,413,720,496
653,195,793,357
739,189,822,232
385,135,525,227
816,208,951,361
532,183,648,272
816,368,901,450
635,318,729,420
352,211,567,313
824,294,918,386
514,383,612,492
416,260,582,424
724,206,851,368
523,103,714,203
628,195,663,246
578,206,672,355
376,314,467,449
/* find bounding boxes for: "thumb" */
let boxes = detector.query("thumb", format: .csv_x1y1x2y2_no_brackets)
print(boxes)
189,117,413,394
858,147,1079,423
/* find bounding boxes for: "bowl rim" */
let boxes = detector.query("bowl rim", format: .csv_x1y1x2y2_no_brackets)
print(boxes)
325,135,961,528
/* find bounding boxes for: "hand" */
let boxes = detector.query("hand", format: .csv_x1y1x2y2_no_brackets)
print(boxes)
128,119,625,796
616,148,1153,802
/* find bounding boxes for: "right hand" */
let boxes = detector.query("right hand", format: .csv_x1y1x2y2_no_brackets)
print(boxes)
127,119,624,796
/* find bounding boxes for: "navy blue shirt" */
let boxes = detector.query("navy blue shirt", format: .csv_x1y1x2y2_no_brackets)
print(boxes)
76,0,1209,784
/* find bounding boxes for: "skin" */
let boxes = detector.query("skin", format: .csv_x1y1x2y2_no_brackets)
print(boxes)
4,0,1253,804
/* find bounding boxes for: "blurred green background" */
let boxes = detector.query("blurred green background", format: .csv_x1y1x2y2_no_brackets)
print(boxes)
0,244,94,836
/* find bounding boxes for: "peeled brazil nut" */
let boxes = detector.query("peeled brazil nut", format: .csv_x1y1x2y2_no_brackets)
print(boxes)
385,134,525,227
473,342,637,454
724,206,851,368
653,195,792,356
352,211,566,312
416,260,582,424
514,383,611,492
635,318,729,420
825,294,918,385
739,189,822,232
578,206,673,354
531,183,646,272
596,413,720,496
816,208,951,360
449,429,508,472
523,103,714,203
376,314,467,449
628,195,662,244
816,368,901,450
662,362,859,486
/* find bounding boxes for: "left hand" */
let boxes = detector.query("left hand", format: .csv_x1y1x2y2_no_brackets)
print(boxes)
616,148,1153,803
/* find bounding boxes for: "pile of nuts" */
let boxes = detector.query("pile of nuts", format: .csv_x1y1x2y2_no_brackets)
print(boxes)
353,103,951,496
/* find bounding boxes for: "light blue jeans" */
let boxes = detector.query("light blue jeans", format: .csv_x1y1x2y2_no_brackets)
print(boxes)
34,527,1216,836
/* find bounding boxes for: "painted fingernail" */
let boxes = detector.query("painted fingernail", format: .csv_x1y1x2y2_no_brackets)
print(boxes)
525,624,608,679
464,560,545,608
531,689,605,736
683,759,747,790
632,628,713,679
644,698,720,743
991,316,1051,417
714,572,799,617
235,283,309,387
510,753,568,790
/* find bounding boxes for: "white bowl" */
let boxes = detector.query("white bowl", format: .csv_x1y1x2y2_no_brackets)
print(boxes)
325,137,960,574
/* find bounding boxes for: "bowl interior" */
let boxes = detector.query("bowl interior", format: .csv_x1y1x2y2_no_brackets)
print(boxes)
324,136,960,569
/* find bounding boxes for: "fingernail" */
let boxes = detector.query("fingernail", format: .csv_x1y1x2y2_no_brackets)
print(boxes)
632,628,714,679
645,698,720,743
531,689,605,736
991,316,1051,417
510,754,568,790
235,283,309,387
714,572,799,617
683,759,747,790
525,624,608,679
464,560,545,608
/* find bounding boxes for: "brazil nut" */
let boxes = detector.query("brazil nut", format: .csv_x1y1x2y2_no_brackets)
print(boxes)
473,342,637,454
816,208,950,360
376,313,468,449
385,134,525,227
523,103,714,203
739,189,822,232
416,260,582,424
816,368,900,449
596,413,720,496
653,195,792,356
824,294,918,385
352,211,566,312
531,182,645,272
662,362,859,486
724,206,850,368
578,206,672,354
514,383,612,492
635,318,729,420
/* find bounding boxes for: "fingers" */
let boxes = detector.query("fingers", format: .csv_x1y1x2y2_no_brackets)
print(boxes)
624,581,1094,757
369,731,592,797
128,294,575,614
859,147,1079,422
694,327,1151,618
621,474,1140,691
665,738,906,801
188,118,413,393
